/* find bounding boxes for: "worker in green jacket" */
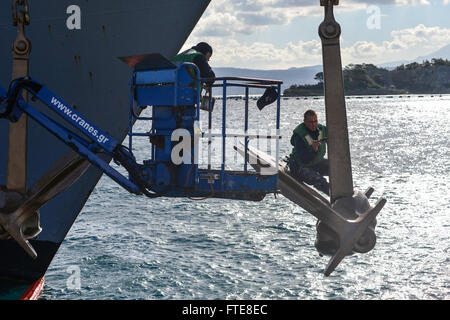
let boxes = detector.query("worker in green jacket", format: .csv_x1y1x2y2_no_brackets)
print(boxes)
288,109,330,196
172,42,215,88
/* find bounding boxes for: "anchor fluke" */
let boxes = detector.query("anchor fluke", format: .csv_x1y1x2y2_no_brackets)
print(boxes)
234,143,385,276
324,196,386,276
0,152,90,258
0,205,38,259
317,189,379,257
0,187,40,259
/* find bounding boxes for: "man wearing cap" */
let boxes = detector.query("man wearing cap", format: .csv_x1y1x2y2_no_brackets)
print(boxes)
171,42,215,87
288,109,330,196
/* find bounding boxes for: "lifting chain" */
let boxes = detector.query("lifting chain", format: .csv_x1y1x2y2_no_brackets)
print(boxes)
12,0,30,26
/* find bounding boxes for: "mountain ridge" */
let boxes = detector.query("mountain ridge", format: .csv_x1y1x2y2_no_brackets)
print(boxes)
210,43,450,95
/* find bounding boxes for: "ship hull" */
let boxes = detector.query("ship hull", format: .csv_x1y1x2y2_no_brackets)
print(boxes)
0,0,210,285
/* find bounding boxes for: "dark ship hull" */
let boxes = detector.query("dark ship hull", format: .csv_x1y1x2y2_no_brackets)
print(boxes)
0,0,211,292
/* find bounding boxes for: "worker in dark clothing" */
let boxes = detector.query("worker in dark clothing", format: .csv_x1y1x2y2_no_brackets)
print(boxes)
171,42,215,87
288,109,330,196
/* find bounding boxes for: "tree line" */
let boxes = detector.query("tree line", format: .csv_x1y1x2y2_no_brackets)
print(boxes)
283,59,450,96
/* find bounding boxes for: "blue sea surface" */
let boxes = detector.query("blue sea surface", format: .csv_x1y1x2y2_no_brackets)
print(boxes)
41,95,450,300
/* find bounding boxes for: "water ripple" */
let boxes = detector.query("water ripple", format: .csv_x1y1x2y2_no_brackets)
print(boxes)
41,96,450,300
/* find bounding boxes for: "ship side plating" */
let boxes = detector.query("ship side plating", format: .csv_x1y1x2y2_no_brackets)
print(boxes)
0,0,211,282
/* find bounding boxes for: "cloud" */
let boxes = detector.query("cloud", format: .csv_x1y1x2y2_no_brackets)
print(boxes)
192,0,433,40
342,24,450,64
189,38,323,69
185,24,450,69
181,1,448,69
192,0,314,39
394,0,430,5
237,11,288,26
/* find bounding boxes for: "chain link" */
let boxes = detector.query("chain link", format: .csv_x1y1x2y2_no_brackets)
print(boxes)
12,0,30,26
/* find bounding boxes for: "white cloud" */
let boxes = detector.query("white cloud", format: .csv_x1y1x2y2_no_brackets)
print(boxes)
191,0,316,39
343,24,450,64
394,0,430,5
186,24,450,69
180,1,448,69
193,38,323,69
190,0,435,41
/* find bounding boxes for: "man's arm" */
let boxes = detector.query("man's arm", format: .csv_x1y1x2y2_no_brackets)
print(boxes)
194,55,215,86
293,134,316,164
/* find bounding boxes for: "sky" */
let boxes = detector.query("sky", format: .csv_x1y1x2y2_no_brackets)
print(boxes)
181,0,450,70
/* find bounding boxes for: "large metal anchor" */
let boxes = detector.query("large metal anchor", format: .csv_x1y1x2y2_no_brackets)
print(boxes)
235,1,386,276
316,0,386,275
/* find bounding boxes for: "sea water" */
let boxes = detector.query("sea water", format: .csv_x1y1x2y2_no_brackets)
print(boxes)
40,95,449,300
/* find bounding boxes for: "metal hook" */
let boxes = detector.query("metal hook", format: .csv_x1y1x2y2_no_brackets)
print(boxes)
12,0,30,26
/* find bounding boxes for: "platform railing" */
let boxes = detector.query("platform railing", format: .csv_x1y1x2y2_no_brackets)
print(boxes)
198,76,282,191
127,65,282,193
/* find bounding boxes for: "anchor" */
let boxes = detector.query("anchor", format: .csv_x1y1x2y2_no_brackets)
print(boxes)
235,0,387,276
315,0,386,275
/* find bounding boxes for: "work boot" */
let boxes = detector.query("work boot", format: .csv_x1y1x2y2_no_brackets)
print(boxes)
299,168,330,196
313,178,330,196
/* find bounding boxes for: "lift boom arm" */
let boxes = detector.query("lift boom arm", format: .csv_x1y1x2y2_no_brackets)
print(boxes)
0,77,156,198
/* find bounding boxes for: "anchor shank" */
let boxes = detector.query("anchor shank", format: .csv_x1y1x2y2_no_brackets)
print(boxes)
7,1,31,193
319,1,353,202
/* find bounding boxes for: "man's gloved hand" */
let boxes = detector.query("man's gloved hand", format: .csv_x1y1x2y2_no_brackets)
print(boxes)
312,140,321,152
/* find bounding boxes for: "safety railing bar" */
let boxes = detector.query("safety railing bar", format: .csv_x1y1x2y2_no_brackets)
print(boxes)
132,116,153,121
276,83,281,171
203,76,283,85
221,80,227,191
128,132,151,137
208,93,212,170
129,73,135,155
134,82,175,87
194,66,201,185
151,106,155,161
211,83,277,89
198,133,282,139
244,86,249,173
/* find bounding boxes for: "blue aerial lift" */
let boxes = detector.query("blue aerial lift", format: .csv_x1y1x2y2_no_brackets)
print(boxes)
0,56,281,201
0,54,283,260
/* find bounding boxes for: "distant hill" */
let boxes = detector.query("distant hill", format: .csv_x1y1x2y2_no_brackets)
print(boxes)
415,43,450,63
212,65,322,95
379,44,450,69
283,60,450,96
209,43,450,96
